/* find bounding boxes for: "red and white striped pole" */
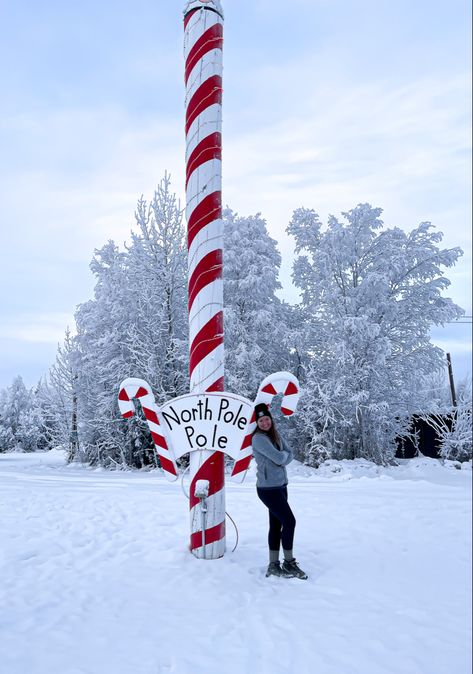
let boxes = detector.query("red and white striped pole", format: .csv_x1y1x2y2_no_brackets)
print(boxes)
184,0,225,559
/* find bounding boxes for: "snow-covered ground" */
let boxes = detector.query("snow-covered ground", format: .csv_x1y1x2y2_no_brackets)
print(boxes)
1,451,471,674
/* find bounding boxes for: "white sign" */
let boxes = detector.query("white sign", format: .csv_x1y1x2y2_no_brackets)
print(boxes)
159,392,253,460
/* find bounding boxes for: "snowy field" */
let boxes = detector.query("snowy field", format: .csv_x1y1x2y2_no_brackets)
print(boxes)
0,451,471,674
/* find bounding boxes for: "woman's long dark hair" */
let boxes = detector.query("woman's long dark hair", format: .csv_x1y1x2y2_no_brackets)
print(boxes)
252,416,281,448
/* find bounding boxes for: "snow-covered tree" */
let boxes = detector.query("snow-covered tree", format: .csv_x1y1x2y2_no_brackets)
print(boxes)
0,387,15,452
16,405,46,452
423,378,472,462
223,208,292,398
288,203,464,464
418,367,453,412
0,376,46,452
35,328,82,460
127,173,188,401
73,174,188,467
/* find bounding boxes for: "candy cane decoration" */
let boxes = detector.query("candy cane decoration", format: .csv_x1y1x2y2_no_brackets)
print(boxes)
118,378,178,480
184,0,226,559
254,372,300,415
231,372,300,479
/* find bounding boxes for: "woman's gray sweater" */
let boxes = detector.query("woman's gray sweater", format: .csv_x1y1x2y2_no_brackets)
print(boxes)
252,432,294,489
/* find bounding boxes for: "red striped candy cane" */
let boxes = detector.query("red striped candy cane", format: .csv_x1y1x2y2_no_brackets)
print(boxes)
184,0,226,559
231,372,301,479
118,378,178,480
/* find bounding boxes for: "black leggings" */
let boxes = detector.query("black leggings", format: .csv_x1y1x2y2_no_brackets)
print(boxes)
257,486,296,552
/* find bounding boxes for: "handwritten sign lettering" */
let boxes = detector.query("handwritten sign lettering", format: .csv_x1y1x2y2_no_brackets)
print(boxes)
159,392,253,460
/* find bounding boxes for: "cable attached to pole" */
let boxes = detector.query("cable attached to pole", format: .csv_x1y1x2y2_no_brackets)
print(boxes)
225,510,239,553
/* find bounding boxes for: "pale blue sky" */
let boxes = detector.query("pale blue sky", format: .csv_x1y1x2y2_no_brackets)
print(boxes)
0,0,471,389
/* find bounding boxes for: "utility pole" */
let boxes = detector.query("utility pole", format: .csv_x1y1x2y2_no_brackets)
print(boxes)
446,352,457,407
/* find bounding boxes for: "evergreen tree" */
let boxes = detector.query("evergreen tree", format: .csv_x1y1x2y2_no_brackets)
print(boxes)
37,328,81,459
0,376,46,452
0,387,15,452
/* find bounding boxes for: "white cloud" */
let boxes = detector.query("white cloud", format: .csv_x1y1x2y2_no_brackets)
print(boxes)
222,70,471,310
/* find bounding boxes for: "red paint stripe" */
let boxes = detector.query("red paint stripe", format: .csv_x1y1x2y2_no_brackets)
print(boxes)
188,249,222,311
151,431,168,451
206,376,224,393
190,520,225,551
135,386,149,398
249,411,256,423
187,191,221,250
118,388,130,402
241,434,252,450
186,132,222,188
185,23,223,84
122,410,134,419
184,8,198,29
185,75,222,134
159,454,177,476
189,451,225,509
232,455,253,476
281,407,294,416
189,312,223,377
261,383,277,395
142,407,160,426
284,382,298,396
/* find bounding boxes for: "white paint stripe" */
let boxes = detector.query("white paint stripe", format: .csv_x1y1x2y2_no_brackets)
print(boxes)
186,104,222,158
188,218,223,271
191,539,226,559
190,489,225,533
184,11,220,61
118,399,133,416
189,280,223,331
236,443,253,459
186,159,221,206
256,392,275,407
146,421,162,435
186,177,221,222
189,294,223,344
124,385,140,398
191,538,225,559
190,344,224,392
185,53,222,105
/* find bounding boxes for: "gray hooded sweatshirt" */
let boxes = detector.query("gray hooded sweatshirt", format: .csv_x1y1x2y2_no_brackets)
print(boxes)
252,431,294,489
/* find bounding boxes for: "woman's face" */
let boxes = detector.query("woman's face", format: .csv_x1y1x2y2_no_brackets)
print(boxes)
257,415,272,432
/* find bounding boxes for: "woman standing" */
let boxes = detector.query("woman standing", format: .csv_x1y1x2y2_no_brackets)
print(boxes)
252,403,308,580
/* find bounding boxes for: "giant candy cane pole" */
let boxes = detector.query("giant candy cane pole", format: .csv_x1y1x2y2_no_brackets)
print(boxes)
184,0,225,559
